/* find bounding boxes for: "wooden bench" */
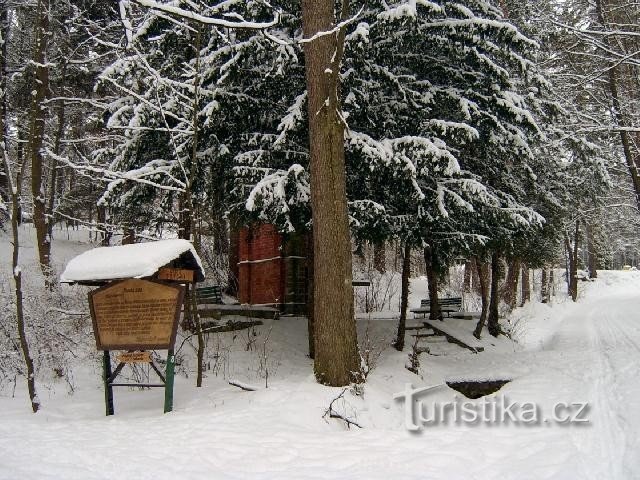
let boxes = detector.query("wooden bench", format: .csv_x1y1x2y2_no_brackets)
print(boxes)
410,297,462,318
195,285,223,304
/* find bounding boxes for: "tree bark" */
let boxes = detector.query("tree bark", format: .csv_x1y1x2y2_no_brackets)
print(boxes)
423,245,441,320
302,0,359,386
96,206,111,246
393,244,411,351
487,251,501,336
473,258,490,339
463,260,472,293
585,223,598,279
29,0,52,284
541,267,549,303
46,67,66,243
520,263,530,306
373,241,385,273
0,6,7,159
564,220,580,302
502,257,521,310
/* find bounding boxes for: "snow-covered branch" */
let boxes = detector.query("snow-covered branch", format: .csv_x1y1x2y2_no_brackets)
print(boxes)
133,0,279,29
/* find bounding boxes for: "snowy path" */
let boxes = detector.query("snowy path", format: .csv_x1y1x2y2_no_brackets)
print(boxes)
546,284,640,479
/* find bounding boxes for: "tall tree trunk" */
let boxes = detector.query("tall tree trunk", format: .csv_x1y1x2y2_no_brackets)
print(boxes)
473,258,490,339
1,119,39,413
520,263,530,306
541,267,549,304
15,127,25,224
189,25,205,387
502,257,521,310
487,251,501,336
393,244,411,351
29,0,52,284
46,66,66,243
571,220,580,301
423,246,441,320
373,241,385,273
585,223,598,279
302,0,359,386
463,260,472,293
564,220,580,302
96,206,111,246
0,8,7,202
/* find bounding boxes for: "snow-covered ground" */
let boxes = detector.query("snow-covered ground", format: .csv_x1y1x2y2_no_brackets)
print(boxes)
1,227,639,479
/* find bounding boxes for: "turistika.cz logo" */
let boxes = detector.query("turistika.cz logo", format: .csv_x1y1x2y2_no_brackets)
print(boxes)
393,384,590,431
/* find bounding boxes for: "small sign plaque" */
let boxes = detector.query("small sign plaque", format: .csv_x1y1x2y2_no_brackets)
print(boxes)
116,351,152,363
89,278,184,350
157,268,194,283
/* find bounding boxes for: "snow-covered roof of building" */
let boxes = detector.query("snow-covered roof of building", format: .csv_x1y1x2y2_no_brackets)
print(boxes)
60,239,205,284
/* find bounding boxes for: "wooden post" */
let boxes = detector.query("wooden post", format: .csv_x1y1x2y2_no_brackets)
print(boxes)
164,349,175,413
103,350,114,416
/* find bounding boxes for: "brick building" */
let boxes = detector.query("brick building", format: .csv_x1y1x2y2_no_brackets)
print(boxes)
237,224,308,314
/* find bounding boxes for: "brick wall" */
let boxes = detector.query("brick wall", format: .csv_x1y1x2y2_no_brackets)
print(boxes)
238,224,284,305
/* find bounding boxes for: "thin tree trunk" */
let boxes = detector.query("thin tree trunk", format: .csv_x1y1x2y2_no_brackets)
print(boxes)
487,251,501,336
189,25,206,387
192,283,204,387
463,260,472,293
564,220,580,302
302,0,359,386
571,220,580,301
423,246,441,320
472,259,481,295
502,257,521,310
1,119,39,413
96,206,111,246
46,67,66,243
393,244,411,351
29,0,52,284
0,6,7,158
585,223,598,279
373,241,385,273
520,263,530,306
473,258,490,339
541,267,549,303
15,127,25,224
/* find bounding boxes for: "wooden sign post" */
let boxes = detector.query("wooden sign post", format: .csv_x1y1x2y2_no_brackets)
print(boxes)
89,278,185,415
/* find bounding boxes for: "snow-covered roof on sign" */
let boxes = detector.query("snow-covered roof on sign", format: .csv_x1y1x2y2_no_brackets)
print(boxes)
60,239,205,284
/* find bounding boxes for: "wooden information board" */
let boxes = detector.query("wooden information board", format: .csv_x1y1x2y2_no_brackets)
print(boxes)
89,278,184,350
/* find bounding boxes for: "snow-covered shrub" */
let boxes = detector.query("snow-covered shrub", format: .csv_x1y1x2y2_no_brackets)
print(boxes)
0,270,94,394
354,270,399,313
